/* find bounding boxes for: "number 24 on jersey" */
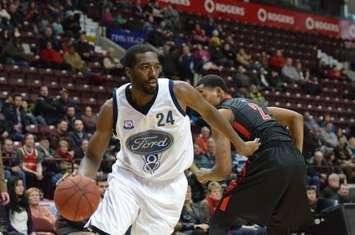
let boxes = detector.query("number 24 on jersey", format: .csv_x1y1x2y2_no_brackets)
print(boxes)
156,111,175,126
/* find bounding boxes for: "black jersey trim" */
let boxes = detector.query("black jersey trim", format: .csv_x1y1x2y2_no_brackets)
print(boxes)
125,83,159,115
88,223,110,235
112,89,118,136
169,80,186,116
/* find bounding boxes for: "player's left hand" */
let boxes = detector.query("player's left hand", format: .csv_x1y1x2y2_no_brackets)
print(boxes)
195,168,213,184
238,138,261,157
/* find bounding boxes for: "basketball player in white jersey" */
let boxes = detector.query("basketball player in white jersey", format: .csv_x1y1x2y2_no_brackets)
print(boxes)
76,44,260,234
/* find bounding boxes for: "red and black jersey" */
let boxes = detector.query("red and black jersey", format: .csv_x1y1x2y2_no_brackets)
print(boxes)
211,98,311,231
218,97,292,146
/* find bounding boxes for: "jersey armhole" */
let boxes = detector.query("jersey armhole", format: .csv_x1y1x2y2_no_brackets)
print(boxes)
168,79,186,116
112,89,118,136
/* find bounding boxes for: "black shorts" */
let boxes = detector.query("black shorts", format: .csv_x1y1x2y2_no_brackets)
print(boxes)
57,216,128,235
211,141,313,229
56,216,89,235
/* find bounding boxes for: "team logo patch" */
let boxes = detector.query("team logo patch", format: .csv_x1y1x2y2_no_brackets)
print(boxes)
123,120,134,129
126,130,174,174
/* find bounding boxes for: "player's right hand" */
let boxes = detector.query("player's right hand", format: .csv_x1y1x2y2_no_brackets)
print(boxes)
240,138,261,157
194,224,209,231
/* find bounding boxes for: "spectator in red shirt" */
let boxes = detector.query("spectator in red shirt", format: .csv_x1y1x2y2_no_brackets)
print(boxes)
39,42,69,70
102,8,114,25
192,23,208,43
56,139,74,164
270,49,286,71
201,181,223,217
195,126,211,155
16,134,43,189
328,66,345,80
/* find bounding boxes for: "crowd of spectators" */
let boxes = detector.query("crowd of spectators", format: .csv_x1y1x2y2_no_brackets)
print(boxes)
0,0,123,80
0,1,114,232
0,173,109,234
0,0,354,234
91,1,353,90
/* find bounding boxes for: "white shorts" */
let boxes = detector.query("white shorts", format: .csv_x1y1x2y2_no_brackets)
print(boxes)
86,167,188,235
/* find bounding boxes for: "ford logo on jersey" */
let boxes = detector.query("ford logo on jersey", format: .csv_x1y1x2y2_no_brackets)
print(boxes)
126,130,174,155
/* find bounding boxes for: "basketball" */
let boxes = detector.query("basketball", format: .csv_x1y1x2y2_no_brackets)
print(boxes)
54,175,101,221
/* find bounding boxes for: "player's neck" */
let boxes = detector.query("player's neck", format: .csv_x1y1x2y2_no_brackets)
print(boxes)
130,86,156,108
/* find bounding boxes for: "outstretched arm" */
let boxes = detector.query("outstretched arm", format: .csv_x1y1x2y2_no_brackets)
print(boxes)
268,107,303,152
78,99,113,178
174,81,260,157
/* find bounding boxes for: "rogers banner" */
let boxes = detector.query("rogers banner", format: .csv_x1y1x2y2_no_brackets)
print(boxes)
132,0,355,40
340,20,355,40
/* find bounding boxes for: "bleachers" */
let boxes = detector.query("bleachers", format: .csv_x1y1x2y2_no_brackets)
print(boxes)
174,13,355,128
0,64,115,112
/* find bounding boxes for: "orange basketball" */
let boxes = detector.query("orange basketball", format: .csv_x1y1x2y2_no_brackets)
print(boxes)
54,175,101,221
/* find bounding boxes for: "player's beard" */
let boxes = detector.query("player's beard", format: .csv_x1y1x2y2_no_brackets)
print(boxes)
142,80,158,95
131,74,158,95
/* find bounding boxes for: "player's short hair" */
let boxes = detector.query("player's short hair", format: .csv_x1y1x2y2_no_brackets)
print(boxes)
196,74,228,92
120,44,156,68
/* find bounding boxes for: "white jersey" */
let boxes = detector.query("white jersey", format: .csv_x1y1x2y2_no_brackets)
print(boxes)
111,78,193,181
